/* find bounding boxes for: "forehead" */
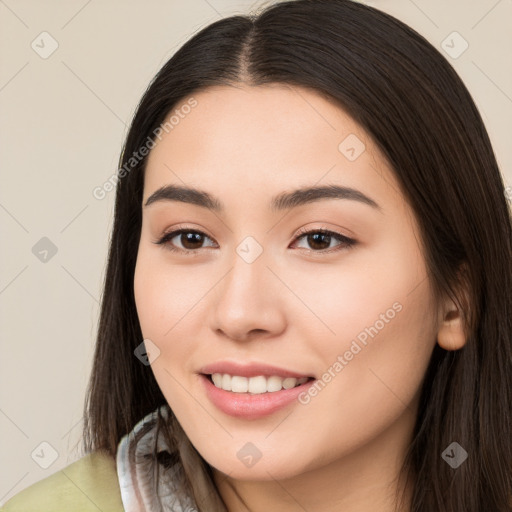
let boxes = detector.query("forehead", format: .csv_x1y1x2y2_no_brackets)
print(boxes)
142,84,403,213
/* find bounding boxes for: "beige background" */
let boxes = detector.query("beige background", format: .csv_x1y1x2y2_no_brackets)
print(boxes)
1,0,510,503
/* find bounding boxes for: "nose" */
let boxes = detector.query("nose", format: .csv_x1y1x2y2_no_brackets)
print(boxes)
209,246,287,343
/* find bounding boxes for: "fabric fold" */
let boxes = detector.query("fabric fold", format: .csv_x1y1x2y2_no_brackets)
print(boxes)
116,405,197,512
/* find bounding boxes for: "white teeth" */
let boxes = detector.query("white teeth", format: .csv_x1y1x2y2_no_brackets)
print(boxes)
210,373,310,394
282,377,297,389
211,373,223,388
221,373,231,391
248,376,267,394
231,376,248,393
267,375,283,392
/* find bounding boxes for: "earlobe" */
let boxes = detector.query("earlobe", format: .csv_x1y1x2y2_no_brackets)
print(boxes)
437,306,467,351
436,264,471,351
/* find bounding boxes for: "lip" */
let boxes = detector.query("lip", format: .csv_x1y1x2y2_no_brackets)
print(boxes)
198,361,314,379
200,374,316,419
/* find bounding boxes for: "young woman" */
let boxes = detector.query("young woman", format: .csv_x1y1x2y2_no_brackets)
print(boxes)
3,0,511,510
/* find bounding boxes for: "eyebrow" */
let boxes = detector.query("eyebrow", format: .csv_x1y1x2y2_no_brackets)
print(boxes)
143,183,382,213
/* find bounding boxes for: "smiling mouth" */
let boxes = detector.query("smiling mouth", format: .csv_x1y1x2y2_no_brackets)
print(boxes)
204,373,315,395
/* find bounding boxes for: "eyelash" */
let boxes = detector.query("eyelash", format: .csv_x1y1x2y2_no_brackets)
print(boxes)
153,224,357,257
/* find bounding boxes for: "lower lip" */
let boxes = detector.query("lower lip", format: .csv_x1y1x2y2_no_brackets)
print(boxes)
200,374,315,420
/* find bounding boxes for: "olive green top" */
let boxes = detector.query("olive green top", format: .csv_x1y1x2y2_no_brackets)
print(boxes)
0,451,124,511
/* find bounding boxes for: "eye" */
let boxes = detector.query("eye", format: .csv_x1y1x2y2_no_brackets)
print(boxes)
153,225,217,256
290,227,356,254
153,225,357,255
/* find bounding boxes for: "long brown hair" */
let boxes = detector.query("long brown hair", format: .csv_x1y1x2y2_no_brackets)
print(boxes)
82,1,512,510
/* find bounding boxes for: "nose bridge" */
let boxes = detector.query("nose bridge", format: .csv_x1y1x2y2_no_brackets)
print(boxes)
223,235,270,306
210,233,285,340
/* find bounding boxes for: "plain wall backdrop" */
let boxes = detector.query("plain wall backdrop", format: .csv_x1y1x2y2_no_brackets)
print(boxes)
1,0,511,504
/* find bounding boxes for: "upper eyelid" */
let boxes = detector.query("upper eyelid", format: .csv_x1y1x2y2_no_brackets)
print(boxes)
161,225,216,243
161,226,350,239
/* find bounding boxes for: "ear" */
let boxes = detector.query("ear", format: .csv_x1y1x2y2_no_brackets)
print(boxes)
436,266,470,351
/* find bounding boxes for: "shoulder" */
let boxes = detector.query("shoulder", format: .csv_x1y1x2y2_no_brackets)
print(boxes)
0,450,124,512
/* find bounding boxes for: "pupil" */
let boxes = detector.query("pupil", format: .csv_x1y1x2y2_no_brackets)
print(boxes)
309,233,330,250
182,232,203,249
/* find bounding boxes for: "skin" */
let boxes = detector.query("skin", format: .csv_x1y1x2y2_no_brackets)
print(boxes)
133,83,467,512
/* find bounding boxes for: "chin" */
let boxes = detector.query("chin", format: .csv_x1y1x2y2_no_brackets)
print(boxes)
201,445,312,482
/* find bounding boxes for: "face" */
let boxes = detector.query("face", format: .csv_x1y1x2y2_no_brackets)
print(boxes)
134,84,439,483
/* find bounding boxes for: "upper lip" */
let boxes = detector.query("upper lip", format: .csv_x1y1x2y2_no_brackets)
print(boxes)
199,361,314,379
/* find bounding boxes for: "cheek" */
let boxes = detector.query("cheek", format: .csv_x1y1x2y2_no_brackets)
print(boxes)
283,241,426,351
298,267,437,431
134,248,207,339
257,289,437,479
133,254,196,410
290,238,436,412
133,250,214,395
